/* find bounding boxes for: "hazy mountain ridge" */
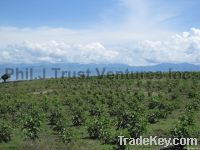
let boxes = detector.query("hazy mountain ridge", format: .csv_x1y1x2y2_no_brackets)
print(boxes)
0,63,200,72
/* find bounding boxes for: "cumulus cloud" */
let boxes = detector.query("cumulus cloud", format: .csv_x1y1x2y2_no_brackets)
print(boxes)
0,41,119,64
0,28,200,66
138,28,200,64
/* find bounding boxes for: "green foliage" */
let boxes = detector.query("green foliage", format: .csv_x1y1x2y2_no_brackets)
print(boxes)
148,96,176,122
22,110,42,141
49,107,64,126
41,96,49,112
0,72,200,149
89,106,101,116
72,110,85,126
116,111,147,138
48,105,72,144
99,128,113,144
147,109,160,124
188,90,197,98
0,121,12,143
111,130,129,150
59,127,72,144
148,96,166,110
87,117,109,139
134,91,145,101
170,111,197,139
186,98,200,111
127,114,147,138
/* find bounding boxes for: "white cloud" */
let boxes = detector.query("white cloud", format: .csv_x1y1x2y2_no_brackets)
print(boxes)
138,28,200,64
0,41,119,64
0,1,199,66
1,28,200,66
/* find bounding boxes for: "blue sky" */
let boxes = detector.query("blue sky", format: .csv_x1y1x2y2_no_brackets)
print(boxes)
0,0,122,28
0,0,200,30
0,0,200,65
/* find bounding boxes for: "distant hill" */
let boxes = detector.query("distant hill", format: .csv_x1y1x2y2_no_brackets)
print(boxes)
0,63,200,81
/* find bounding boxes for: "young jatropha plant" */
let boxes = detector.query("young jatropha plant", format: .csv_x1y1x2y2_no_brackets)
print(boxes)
22,108,43,141
71,109,85,126
49,106,72,144
41,96,50,113
170,111,198,149
112,130,129,150
147,109,162,124
87,117,109,140
99,128,113,144
89,106,101,116
53,116,72,144
186,97,200,112
58,126,72,144
117,110,147,138
49,107,64,126
87,115,121,145
147,96,176,122
0,121,12,143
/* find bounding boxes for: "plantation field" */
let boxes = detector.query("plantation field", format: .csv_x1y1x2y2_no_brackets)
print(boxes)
0,73,200,150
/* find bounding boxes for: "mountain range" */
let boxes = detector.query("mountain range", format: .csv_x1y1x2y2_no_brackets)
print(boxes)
0,63,200,81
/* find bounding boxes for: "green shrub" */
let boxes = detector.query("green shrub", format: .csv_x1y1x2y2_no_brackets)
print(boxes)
87,117,108,139
41,96,49,112
117,111,147,138
111,130,129,150
127,115,147,138
89,106,101,116
170,111,197,149
49,108,64,126
58,127,72,144
148,96,163,109
22,113,42,141
100,129,113,144
148,109,160,124
72,110,85,126
186,99,200,111
0,121,12,143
